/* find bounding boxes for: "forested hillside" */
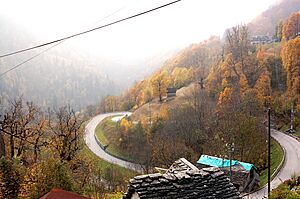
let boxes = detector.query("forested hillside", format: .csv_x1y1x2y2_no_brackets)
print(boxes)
0,16,168,110
98,10,300,176
248,0,300,36
97,36,222,112
1,0,300,198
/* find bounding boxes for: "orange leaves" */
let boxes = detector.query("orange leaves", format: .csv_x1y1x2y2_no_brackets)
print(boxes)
150,70,171,102
159,105,169,120
255,70,272,104
218,87,233,106
239,74,249,95
281,36,300,96
256,48,267,60
282,12,300,41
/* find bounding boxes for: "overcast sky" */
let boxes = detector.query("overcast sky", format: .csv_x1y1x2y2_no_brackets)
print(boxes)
1,0,278,63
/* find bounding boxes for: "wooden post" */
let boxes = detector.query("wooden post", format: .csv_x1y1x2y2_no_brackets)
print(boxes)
268,108,271,197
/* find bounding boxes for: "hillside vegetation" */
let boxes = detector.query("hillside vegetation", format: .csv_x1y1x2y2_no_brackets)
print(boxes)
0,16,168,110
248,0,300,36
98,12,300,174
1,1,300,198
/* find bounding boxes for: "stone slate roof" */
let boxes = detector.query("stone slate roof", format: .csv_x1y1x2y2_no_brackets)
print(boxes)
167,157,199,173
123,158,241,199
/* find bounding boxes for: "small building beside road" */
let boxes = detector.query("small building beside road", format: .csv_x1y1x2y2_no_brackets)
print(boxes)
197,154,260,193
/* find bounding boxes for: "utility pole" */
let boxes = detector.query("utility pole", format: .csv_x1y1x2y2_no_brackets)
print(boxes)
149,101,152,126
227,143,235,181
290,102,295,133
268,108,271,197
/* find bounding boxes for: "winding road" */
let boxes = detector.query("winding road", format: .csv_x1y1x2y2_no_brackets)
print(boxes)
84,112,143,172
85,113,300,198
245,129,300,199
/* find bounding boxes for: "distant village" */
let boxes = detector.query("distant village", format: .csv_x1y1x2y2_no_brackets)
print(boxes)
250,35,278,45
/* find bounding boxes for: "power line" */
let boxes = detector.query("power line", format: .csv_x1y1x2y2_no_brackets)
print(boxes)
0,0,181,59
0,43,61,78
0,1,131,78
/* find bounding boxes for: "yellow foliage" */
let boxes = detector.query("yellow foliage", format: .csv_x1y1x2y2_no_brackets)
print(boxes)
218,87,233,106
255,71,271,95
171,67,191,88
138,92,146,106
239,74,249,95
140,116,149,131
120,118,131,133
151,70,171,102
282,12,300,40
281,36,300,96
159,105,169,120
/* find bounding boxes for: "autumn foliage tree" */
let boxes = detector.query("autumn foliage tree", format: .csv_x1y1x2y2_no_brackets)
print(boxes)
0,158,23,199
0,98,44,160
255,70,272,105
281,36,300,97
48,106,82,162
170,67,192,89
150,70,170,102
282,12,300,41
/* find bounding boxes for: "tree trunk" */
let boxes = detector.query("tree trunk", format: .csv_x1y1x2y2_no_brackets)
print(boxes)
10,135,14,159
0,133,5,157
16,143,23,157
33,138,39,163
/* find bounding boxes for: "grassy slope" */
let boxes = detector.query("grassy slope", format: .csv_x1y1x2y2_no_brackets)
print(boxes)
130,83,196,121
95,116,135,162
259,139,284,187
94,114,285,189
81,120,136,180
82,145,136,177
269,180,300,198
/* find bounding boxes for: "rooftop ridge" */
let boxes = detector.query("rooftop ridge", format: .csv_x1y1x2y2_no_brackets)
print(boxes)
179,157,199,171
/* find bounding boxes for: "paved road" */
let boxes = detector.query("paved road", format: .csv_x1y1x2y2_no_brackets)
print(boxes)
86,114,300,197
244,129,300,199
84,112,143,172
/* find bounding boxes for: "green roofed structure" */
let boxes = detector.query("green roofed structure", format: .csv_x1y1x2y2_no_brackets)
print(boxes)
197,155,256,171
197,155,260,193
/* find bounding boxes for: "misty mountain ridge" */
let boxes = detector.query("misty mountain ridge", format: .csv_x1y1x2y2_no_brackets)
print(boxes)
248,0,300,36
0,15,172,110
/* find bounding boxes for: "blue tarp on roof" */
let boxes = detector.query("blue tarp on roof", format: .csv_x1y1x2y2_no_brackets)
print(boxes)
197,155,255,171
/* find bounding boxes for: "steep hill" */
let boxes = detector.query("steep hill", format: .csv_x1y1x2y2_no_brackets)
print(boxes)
103,37,222,113
0,16,116,110
0,16,167,110
248,0,300,36
163,36,221,77
130,83,199,121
